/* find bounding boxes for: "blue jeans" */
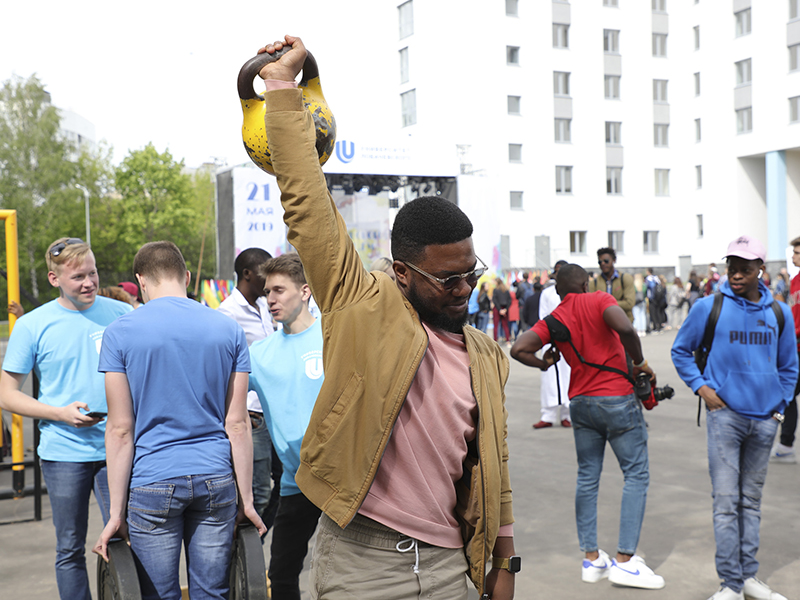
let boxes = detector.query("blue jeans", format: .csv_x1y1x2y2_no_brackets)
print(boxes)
250,411,273,517
40,460,110,600
706,408,777,593
127,473,238,600
476,311,489,333
570,394,649,555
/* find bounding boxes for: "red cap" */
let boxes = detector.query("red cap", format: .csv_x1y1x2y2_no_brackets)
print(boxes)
118,281,139,299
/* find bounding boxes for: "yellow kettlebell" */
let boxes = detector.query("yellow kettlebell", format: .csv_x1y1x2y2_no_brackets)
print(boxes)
237,47,336,175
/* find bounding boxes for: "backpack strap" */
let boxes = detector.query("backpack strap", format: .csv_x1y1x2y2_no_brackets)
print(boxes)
772,300,785,336
694,292,724,426
543,314,633,384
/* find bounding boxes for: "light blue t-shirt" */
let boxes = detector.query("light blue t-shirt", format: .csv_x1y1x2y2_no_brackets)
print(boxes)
249,319,323,496
98,297,250,488
2,297,133,461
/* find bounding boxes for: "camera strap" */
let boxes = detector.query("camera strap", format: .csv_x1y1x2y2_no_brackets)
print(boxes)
543,314,634,385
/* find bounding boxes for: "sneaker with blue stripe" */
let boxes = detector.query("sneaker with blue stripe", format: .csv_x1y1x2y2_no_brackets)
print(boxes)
608,555,665,589
581,549,611,583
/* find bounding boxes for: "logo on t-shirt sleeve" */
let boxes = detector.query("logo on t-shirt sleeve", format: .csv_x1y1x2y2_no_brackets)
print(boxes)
303,350,323,380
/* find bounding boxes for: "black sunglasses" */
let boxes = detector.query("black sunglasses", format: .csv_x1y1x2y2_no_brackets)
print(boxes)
598,259,612,265
50,238,84,257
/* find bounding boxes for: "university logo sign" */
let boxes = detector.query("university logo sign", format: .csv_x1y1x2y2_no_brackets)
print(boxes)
335,140,355,164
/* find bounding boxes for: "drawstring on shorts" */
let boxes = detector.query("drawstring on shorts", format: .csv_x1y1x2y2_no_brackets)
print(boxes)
396,537,420,574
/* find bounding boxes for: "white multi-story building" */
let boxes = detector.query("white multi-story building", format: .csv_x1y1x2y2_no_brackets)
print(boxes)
391,0,800,276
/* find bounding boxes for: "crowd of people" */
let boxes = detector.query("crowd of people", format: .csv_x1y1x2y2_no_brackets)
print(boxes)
0,35,798,600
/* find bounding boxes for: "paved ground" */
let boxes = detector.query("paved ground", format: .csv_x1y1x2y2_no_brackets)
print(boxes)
1,328,798,599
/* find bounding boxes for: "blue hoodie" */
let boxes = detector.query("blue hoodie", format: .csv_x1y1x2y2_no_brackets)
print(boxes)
671,280,798,419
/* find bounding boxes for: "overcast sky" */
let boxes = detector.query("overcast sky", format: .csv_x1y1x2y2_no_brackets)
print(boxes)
1,0,393,167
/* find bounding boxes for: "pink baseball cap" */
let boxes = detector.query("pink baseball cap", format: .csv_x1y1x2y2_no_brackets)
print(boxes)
723,235,766,262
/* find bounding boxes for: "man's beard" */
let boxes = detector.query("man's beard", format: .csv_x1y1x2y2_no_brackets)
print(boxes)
406,281,469,333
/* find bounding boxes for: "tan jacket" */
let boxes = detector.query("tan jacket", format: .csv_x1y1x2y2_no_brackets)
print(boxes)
589,272,635,322
265,88,513,593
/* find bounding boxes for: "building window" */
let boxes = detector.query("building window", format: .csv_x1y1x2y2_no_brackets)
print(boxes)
508,95,521,115
652,0,666,11
553,24,569,48
696,165,703,188
607,167,622,195
570,231,587,254
736,59,752,85
605,75,621,99
791,44,800,71
507,46,520,65
506,0,519,16
655,169,670,196
608,231,624,254
401,89,416,127
654,124,669,147
694,72,701,96
556,166,573,194
695,118,702,141
605,121,622,145
737,107,753,133
510,191,523,210
791,96,800,122
792,0,799,19
735,8,751,37
643,231,659,254
604,29,620,53
697,215,704,238
604,0,618,5
693,26,700,50
653,79,668,102
554,71,570,96
399,48,409,84
399,1,413,39
508,143,522,162
653,33,668,57
555,118,572,142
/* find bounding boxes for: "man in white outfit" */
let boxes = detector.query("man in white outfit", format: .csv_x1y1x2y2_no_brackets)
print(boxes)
534,261,571,429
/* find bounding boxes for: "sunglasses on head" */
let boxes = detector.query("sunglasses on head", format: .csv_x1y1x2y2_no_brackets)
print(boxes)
50,238,84,257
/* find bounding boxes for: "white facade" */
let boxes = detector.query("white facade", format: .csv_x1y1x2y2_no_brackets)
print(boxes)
58,106,96,160
391,0,800,275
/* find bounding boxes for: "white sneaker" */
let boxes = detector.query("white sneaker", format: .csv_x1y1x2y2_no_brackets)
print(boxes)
581,549,611,583
707,587,744,600
743,577,788,600
769,444,796,464
608,555,665,589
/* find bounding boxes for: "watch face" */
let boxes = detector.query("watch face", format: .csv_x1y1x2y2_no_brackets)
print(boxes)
509,555,522,573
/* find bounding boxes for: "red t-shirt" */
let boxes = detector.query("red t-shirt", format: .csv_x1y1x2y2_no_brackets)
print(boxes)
532,291,633,398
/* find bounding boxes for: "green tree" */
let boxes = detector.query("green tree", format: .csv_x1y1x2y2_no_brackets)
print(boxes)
92,144,217,288
0,75,76,306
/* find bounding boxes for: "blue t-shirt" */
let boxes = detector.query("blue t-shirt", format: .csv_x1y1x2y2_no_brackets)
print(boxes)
249,319,323,496
2,297,133,461
98,297,250,488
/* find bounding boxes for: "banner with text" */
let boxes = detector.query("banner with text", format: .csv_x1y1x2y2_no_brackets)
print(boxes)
232,166,287,257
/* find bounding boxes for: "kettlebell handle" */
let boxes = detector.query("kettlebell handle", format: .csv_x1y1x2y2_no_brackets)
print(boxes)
237,47,320,101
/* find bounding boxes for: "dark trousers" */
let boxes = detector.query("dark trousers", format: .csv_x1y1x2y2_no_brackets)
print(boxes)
269,492,321,600
779,355,800,447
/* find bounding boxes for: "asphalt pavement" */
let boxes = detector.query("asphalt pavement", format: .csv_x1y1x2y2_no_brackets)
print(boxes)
1,328,798,599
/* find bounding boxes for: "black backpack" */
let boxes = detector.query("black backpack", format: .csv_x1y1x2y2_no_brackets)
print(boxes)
692,292,785,424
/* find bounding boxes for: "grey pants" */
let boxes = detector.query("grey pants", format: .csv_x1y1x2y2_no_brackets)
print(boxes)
310,513,470,599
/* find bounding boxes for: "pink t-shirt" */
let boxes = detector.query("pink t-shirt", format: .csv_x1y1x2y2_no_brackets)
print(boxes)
359,324,478,548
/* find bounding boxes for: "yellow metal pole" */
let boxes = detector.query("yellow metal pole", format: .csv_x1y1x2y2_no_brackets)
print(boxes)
0,211,23,494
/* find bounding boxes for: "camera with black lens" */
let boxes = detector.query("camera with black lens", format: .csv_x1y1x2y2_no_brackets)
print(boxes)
635,372,675,410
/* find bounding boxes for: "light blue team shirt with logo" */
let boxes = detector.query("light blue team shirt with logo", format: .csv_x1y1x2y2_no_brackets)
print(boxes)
248,318,323,497
2,297,133,462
